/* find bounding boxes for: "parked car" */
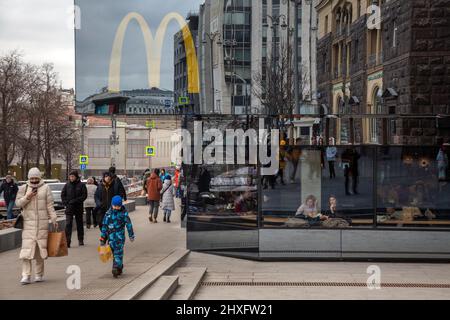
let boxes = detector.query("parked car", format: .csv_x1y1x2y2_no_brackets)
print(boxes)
0,194,5,211
0,194,20,219
47,182,66,210
43,179,60,184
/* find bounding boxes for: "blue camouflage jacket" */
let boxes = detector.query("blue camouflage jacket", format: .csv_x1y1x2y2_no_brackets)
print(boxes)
100,206,135,245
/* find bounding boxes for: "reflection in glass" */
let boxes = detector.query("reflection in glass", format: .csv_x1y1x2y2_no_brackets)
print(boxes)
187,164,258,231
376,146,450,228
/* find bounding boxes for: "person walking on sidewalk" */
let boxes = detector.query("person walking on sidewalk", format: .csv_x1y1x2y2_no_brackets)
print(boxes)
0,175,18,220
160,168,169,183
108,166,127,201
173,166,182,198
95,171,119,230
160,175,175,223
146,169,162,223
99,196,135,278
84,177,98,229
326,139,337,179
61,170,87,248
15,167,58,285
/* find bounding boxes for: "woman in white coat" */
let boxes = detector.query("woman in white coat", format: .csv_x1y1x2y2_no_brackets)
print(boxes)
15,167,58,284
160,176,175,223
84,177,98,228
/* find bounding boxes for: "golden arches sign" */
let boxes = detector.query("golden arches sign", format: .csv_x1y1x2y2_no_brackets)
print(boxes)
108,12,199,93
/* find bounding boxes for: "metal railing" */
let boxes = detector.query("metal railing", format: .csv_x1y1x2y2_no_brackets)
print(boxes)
299,103,321,115
124,180,144,195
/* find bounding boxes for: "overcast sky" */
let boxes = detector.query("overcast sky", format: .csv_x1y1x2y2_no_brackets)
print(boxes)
0,0,202,100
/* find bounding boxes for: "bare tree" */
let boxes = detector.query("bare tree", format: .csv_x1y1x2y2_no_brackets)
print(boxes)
1,51,79,179
253,42,310,120
253,43,295,117
0,51,36,175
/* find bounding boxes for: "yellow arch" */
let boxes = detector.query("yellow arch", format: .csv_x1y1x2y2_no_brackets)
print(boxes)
108,12,199,93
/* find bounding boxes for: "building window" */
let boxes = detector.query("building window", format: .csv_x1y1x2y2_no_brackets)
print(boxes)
325,15,329,34
393,21,398,48
370,87,383,143
127,139,147,158
88,139,110,158
300,127,310,136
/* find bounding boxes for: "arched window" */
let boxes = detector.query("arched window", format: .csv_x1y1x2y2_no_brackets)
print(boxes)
336,95,343,114
373,87,383,114
370,87,383,143
335,8,342,33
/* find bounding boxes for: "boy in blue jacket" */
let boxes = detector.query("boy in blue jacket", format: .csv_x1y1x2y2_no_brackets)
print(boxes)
100,196,135,278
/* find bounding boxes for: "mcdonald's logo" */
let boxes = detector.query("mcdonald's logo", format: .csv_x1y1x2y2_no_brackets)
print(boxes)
109,12,199,93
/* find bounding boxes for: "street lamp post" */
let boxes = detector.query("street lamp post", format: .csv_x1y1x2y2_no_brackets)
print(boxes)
292,0,300,114
203,31,222,113
81,114,86,178
264,14,287,118
233,72,249,115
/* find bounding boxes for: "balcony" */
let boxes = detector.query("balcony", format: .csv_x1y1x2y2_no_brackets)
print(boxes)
333,25,350,40
299,103,321,116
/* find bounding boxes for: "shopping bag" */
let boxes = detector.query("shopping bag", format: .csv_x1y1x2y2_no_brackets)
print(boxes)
47,225,68,257
98,245,113,263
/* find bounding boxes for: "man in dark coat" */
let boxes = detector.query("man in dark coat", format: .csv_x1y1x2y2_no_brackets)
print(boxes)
198,168,211,193
61,170,87,247
0,175,18,219
109,166,127,201
95,171,124,229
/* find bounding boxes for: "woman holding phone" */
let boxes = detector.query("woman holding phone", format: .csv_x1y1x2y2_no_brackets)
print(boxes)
15,167,58,285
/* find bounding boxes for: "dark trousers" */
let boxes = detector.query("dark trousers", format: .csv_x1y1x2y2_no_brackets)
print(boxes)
345,174,359,194
276,168,285,184
85,207,97,227
65,213,84,244
148,200,159,219
328,161,336,178
97,208,107,229
263,175,275,189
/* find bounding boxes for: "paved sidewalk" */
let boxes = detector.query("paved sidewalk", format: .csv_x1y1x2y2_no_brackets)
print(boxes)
182,252,450,300
0,203,185,300
2,201,450,300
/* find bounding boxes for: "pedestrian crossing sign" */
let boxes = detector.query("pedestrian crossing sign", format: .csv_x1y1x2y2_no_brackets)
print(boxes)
145,146,156,156
145,120,155,128
178,96,190,105
79,155,89,165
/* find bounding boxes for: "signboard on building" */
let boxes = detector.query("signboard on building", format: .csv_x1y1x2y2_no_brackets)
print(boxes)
178,96,190,105
79,155,89,165
145,146,156,156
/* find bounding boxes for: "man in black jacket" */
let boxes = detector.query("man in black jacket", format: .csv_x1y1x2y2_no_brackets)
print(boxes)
109,166,127,201
95,171,124,229
0,175,18,220
61,170,87,247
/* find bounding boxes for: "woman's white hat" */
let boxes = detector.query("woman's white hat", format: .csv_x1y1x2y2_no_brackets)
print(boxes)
28,167,42,179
